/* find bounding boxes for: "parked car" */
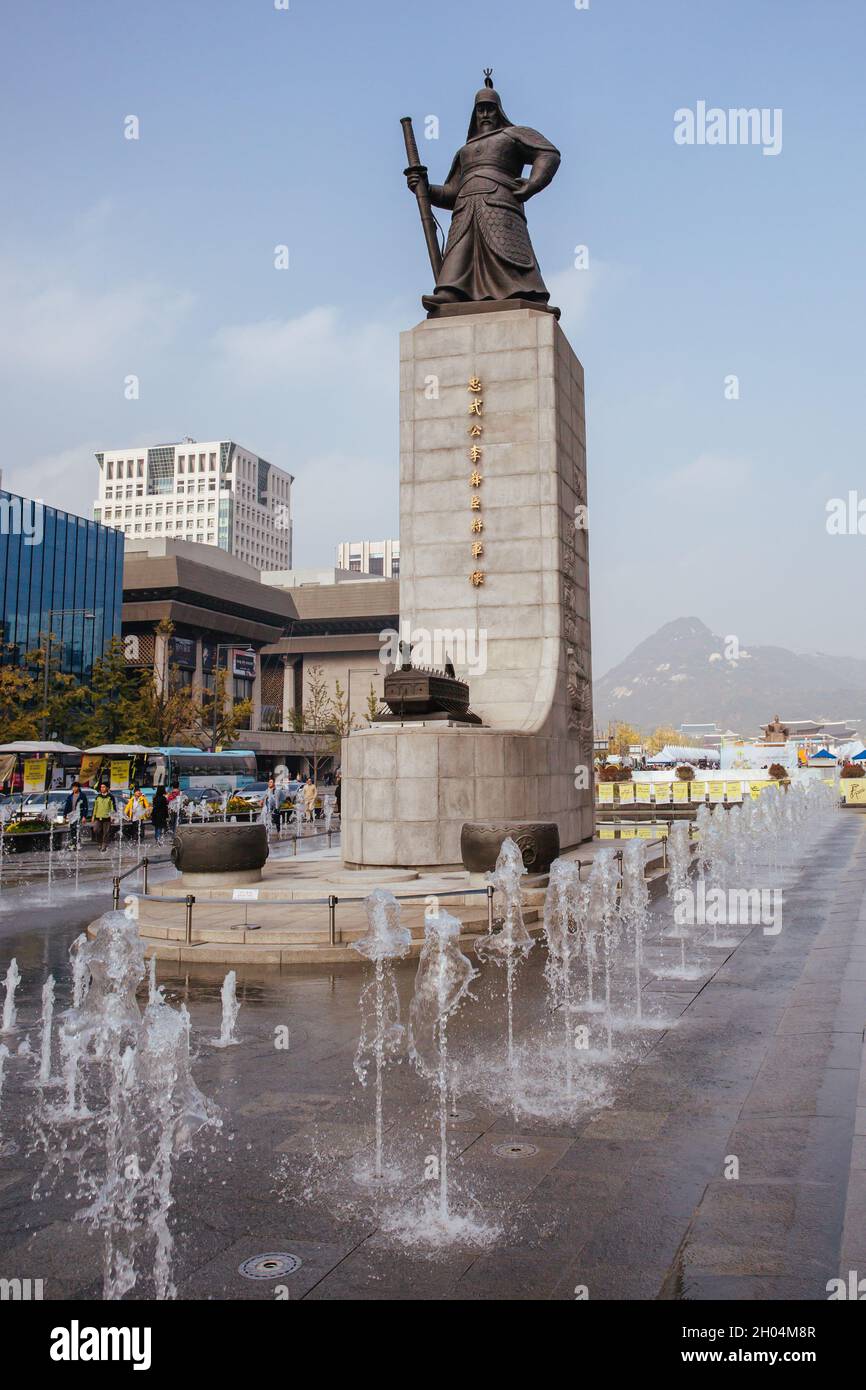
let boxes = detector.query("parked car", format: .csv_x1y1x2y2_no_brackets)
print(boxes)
22,790,86,820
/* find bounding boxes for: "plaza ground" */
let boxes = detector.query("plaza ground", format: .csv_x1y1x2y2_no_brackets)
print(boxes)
0,813,864,1300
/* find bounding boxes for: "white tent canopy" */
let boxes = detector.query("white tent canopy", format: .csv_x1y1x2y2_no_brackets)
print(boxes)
647,745,720,765
84,745,151,756
0,741,81,754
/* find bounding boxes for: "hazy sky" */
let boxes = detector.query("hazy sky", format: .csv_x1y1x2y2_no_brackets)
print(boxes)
2,0,864,676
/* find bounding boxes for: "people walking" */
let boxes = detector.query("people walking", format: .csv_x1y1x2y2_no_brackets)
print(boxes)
63,781,89,849
124,785,149,822
150,785,169,846
303,774,317,824
63,781,88,822
91,782,116,853
264,776,279,832
166,782,182,833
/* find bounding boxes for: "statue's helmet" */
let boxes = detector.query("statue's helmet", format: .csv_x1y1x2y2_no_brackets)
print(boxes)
467,70,512,138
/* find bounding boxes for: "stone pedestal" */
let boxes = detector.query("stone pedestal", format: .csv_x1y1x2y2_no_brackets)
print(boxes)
342,307,594,869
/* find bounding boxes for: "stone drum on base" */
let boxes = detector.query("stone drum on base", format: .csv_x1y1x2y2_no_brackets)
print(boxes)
461,821,560,875
171,823,268,887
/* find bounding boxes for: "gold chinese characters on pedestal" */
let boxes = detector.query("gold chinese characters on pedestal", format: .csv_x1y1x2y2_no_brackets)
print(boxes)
468,377,485,585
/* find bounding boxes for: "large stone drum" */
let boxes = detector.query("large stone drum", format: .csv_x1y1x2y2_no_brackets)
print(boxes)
460,821,560,875
171,823,268,886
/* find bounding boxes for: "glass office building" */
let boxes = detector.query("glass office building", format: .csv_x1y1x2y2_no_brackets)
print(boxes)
0,491,124,680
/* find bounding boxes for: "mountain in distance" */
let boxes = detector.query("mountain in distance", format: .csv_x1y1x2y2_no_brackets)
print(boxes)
593,617,865,735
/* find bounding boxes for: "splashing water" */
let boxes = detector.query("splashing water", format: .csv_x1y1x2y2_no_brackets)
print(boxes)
35,908,221,1299
392,904,495,1246
1,958,21,1035
350,888,412,1181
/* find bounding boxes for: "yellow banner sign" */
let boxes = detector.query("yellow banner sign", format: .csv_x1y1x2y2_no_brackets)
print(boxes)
110,759,131,791
709,781,725,802
597,783,614,804
79,754,102,786
654,783,671,804
725,781,743,802
618,783,634,804
842,779,866,805
671,781,688,804
23,758,47,793
635,782,652,804
690,781,707,802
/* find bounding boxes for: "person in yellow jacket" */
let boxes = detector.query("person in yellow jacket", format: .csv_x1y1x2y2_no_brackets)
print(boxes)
124,786,150,824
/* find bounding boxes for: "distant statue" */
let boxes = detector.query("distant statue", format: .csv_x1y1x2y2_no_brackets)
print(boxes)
763,713,789,743
402,71,561,316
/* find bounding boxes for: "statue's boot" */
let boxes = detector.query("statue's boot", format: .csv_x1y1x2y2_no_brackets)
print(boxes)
421,288,466,313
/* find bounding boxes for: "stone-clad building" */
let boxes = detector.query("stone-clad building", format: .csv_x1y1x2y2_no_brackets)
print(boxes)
121,538,397,775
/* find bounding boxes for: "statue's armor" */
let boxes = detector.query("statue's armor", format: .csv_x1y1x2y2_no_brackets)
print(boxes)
425,107,560,311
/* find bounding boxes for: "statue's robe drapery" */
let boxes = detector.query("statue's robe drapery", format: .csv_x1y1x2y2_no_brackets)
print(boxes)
425,125,560,309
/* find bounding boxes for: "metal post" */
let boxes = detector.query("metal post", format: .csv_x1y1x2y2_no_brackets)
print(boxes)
486,882,494,933
142,856,149,894
184,894,195,945
328,893,338,946
112,876,120,910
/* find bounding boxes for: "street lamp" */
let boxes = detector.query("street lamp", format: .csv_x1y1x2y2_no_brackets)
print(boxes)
41,608,95,740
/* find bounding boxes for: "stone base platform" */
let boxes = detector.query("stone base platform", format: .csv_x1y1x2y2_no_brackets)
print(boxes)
97,838,669,969
342,725,594,869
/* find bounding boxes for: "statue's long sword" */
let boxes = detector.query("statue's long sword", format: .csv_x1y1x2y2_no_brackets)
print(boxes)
400,116,443,279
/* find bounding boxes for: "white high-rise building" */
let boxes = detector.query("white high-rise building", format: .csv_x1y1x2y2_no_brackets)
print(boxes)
336,538,400,577
93,438,293,570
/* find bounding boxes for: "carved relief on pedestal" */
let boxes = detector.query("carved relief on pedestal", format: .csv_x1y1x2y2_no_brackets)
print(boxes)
566,644,593,765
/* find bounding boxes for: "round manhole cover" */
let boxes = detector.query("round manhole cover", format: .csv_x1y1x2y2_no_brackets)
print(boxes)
238,1252,302,1280
492,1141,539,1159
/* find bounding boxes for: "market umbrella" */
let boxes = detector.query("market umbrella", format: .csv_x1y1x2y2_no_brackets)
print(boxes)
0,742,81,811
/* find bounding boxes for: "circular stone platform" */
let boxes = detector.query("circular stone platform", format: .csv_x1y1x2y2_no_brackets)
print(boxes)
94,841,668,969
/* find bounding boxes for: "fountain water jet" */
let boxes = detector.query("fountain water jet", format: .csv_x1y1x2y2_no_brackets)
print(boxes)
38,975,55,1085
0,1042,16,1154
475,838,534,1113
542,857,585,1097
392,904,496,1246
587,851,619,1056
2,958,21,1035
620,841,650,1022
350,888,411,1181
210,970,241,1048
